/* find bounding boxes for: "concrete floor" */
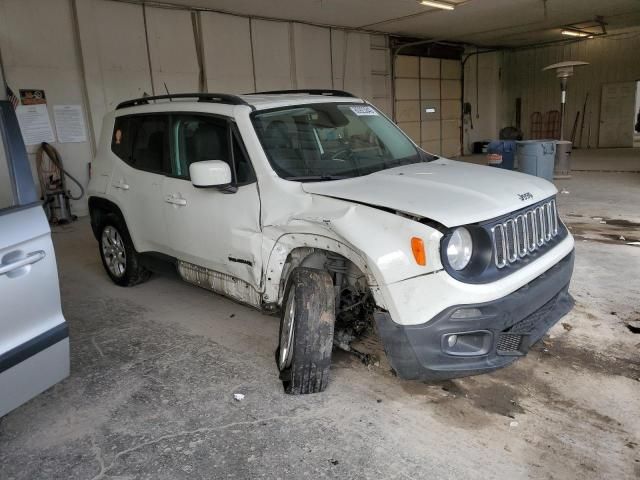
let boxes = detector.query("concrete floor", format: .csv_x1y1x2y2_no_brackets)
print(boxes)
1,172,639,479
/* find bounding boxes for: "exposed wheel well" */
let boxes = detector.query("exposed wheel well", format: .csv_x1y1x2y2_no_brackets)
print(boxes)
279,247,376,347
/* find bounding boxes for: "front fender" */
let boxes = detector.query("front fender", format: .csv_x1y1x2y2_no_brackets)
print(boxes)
262,230,384,307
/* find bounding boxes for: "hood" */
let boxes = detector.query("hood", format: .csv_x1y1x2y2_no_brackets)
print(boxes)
301,159,557,227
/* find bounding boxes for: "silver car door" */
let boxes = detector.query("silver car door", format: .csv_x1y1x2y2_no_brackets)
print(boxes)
0,101,69,417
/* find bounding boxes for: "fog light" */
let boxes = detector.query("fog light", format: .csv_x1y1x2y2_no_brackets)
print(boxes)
442,331,492,356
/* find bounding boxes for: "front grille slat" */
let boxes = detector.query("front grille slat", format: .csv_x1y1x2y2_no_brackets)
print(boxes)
492,199,560,268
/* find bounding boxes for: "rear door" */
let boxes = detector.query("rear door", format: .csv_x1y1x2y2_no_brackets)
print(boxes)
108,114,171,254
0,101,69,417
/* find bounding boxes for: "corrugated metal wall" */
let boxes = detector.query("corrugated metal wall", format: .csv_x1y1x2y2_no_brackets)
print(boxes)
0,0,390,215
502,33,640,148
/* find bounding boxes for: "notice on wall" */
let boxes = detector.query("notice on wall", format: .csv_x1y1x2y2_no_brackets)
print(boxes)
53,105,87,143
15,104,56,145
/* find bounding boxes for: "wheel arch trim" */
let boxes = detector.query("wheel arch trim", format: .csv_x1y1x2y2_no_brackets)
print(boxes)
263,233,385,308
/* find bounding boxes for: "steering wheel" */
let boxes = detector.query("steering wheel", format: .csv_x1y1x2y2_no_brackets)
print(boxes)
330,148,353,162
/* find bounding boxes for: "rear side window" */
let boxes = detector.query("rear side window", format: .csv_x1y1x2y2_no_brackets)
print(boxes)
111,115,171,175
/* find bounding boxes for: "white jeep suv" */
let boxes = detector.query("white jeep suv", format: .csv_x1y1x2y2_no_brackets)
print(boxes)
88,90,575,394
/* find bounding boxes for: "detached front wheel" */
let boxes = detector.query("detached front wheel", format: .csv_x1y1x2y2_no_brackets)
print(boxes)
276,268,335,395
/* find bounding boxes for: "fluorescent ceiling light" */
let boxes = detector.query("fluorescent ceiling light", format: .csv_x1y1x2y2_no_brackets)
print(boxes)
420,0,455,11
561,29,589,37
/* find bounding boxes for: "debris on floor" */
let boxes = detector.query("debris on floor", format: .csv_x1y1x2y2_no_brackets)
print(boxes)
562,322,573,331
626,321,640,334
233,393,245,401
509,421,519,428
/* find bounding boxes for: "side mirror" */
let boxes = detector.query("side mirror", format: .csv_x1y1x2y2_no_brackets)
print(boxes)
189,160,232,189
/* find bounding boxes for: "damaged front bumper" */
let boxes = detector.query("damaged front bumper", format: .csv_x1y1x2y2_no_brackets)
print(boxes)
374,250,575,381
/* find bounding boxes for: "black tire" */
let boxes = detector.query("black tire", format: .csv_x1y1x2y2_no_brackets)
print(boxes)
98,213,150,287
276,267,335,395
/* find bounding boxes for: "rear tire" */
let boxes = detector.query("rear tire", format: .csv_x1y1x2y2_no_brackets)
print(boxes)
98,214,150,287
276,267,335,395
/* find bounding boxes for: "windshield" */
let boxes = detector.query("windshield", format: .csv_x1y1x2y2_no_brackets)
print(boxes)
252,103,435,181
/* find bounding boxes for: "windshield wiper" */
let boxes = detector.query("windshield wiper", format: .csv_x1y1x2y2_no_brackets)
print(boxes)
286,175,350,182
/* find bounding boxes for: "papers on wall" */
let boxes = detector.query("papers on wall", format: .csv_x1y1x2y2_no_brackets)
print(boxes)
53,105,87,143
15,104,55,145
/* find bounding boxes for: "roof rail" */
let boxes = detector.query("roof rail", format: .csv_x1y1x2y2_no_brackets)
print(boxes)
116,93,253,110
248,89,357,98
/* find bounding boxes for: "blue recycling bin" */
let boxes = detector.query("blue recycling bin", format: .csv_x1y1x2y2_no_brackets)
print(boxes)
516,140,556,182
487,140,516,170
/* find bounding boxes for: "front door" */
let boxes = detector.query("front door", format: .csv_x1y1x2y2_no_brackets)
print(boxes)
163,114,262,289
0,101,69,417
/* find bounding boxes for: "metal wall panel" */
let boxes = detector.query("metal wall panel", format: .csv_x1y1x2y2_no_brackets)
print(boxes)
251,20,293,91
201,12,255,93
75,0,152,141
502,34,640,148
0,0,383,218
293,23,332,89
370,34,392,117
331,30,373,100
146,7,200,95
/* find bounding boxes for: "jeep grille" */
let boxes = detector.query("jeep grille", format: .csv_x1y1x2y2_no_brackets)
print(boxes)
492,199,559,268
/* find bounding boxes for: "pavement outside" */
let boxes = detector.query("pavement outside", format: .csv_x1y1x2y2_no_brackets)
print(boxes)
0,170,639,479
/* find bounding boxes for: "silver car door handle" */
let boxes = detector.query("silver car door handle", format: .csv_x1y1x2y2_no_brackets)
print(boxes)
0,250,46,276
165,195,187,206
113,181,130,190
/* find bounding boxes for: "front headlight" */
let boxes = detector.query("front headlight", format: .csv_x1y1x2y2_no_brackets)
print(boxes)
446,227,473,270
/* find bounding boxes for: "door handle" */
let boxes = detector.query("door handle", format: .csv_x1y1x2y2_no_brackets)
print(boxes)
113,180,130,190
0,250,46,276
165,195,187,206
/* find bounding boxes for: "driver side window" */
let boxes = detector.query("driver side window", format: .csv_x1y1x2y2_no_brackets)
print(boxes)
173,115,229,178
172,115,255,184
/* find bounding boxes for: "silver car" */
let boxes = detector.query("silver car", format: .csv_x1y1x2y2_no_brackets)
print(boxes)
0,100,69,417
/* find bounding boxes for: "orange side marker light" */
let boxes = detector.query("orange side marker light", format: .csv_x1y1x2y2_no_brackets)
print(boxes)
411,237,427,266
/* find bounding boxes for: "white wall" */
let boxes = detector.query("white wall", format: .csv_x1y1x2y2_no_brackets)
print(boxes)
146,7,200,95
0,0,94,215
331,30,373,100
75,0,153,145
0,0,383,217
201,12,255,93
